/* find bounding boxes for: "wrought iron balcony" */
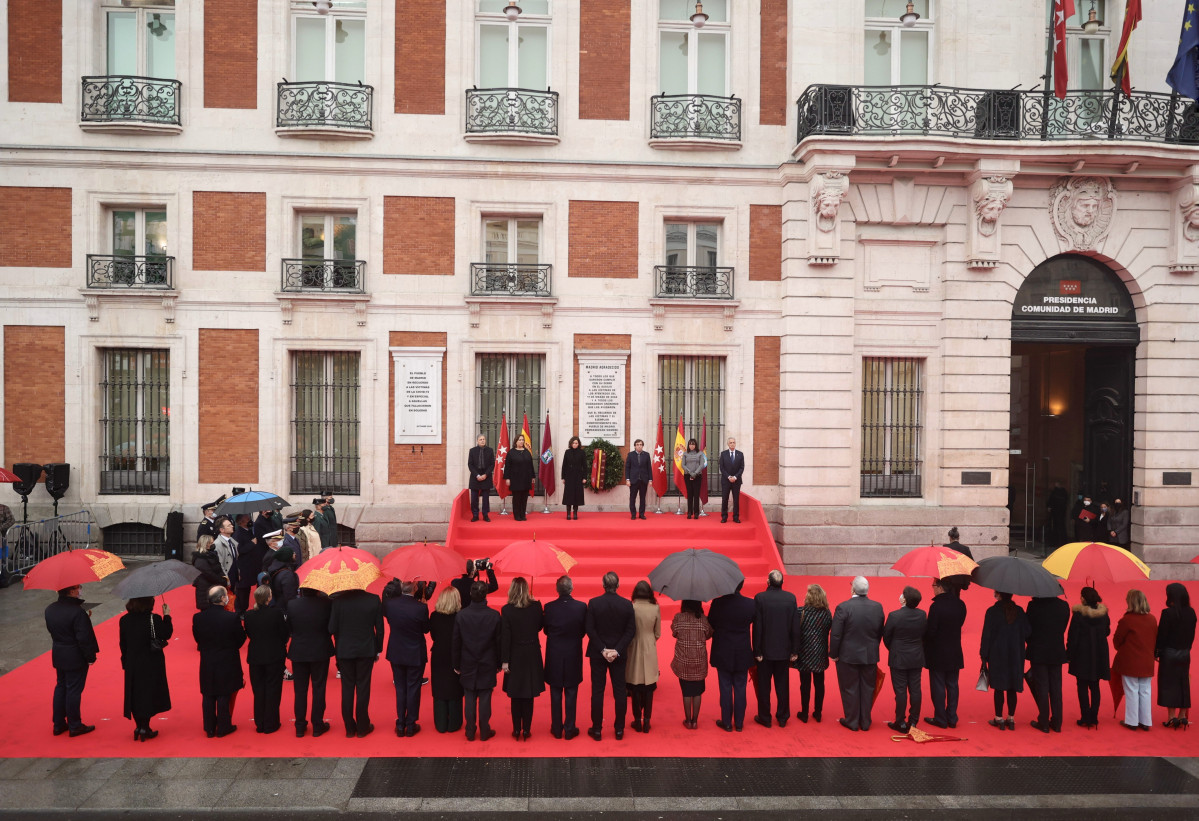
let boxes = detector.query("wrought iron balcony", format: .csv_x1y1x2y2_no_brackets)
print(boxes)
470,263,552,297
86,255,174,289
80,76,181,126
796,84,1199,145
281,259,366,293
651,93,741,141
654,265,734,299
465,88,558,136
276,80,373,131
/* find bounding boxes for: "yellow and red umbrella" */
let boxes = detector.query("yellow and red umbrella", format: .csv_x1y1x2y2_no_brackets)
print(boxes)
297,546,382,595
891,544,978,580
23,548,125,591
1042,541,1150,583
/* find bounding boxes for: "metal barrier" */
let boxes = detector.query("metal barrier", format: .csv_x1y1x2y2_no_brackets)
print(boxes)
1,511,96,578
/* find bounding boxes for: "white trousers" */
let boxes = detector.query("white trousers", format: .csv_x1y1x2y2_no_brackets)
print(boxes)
1122,675,1152,727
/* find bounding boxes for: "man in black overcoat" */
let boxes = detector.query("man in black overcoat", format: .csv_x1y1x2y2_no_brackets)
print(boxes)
468,434,496,522
287,587,334,737
192,586,246,737
1026,593,1071,732
752,570,797,727
883,585,927,733
452,559,498,609
232,514,266,614
453,581,502,741
384,581,431,737
45,584,100,736
624,440,652,519
829,575,885,732
543,574,587,739
923,578,967,729
708,580,755,731
329,588,383,738
585,571,635,739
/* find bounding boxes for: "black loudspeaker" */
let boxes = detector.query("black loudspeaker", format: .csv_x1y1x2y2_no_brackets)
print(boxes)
44,463,70,501
11,463,42,498
165,510,184,560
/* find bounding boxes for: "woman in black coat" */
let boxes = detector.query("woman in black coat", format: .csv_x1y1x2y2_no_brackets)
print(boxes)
979,591,1031,730
560,436,588,520
504,435,536,521
429,586,464,733
1156,582,1196,728
501,577,545,740
119,597,172,741
191,544,226,610
243,585,291,734
1066,585,1110,728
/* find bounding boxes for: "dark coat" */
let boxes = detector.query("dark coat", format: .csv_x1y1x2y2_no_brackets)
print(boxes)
585,591,636,659
429,611,463,700
543,594,587,687
191,606,246,696
45,595,99,671
1113,612,1158,679
624,449,652,484
1156,604,1197,655
829,596,885,665
468,445,495,491
197,517,218,540
924,590,967,671
560,447,588,507
120,611,172,719
311,509,337,548
384,595,430,667
979,601,1031,691
718,449,745,484
253,513,280,543
265,556,299,612
451,568,498,609
943,540,973,560
453,601,502,691
233,528,268,591
752,585,797,660
502,601,545,698
792,606,832,672
1066,602,1111,681
883,606,927,670
244,605,290,665
1026,597,1071,665
329,590,384,660
192,549,226,609
708,592,755,672
286,595,334,663
504,448,536,493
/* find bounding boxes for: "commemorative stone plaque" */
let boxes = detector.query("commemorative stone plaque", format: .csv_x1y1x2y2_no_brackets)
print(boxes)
578,354,626,445
392,347,445,444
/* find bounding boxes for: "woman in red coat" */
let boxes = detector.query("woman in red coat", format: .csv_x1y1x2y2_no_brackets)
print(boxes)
1113,589,1158,731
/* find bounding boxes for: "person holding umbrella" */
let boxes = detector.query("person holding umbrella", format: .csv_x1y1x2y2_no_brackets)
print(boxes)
119,596,172,741
329,585,384,738
980,591,1031,730
288,587,335,738
708,580,755,732
1026,592,1071,733
670,599,713,729
501,577,545,740
45,584,100,737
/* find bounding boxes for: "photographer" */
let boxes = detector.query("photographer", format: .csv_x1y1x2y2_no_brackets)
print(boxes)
452,559,498,607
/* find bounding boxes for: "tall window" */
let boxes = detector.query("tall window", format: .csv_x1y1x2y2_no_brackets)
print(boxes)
100,349,169,495
105,1,175,78
298,213,358,288
111,207,169,285
477,1,550,89
1049,0,1109,92
292,352,360,495
292,1,366,84
861,357,923,498
659,0,729,96
661,222,724,296
659,355,725,495
476,354,545,469
863,0,932,86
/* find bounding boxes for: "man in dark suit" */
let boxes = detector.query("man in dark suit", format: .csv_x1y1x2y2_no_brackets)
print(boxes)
624,440,652,519
585,571,636,739
44,584,99,737
543,574,587,739
232,514,266,614
468,434,496,522
287,587,334,738
384,581,431,737
453,581,502,741
752,570,797,727
829,575,885,731
1026,593,1070,733
192,586,246,737
923,578,967,729
709,580,755,731
883,585,927,733
719,437,745,523
329,588,383,738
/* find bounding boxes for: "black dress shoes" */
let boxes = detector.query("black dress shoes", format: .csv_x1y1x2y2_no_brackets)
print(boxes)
795,711,808,723
52,725,68,736
733,518,740,524
753,714,771,729
838,718,857,731
312,721,330,737
887,721,908,733
471,515,479,522
777,717,787,728
1030,720,1050,733
614,728,624,740
406,724,421,737
587,727,602,741
923,717,947,729
357,723,375,738
563,727,580,740
482,514,490,522
551,727,563,739
715,720,733,732
68,724,96,737
480,728,496,741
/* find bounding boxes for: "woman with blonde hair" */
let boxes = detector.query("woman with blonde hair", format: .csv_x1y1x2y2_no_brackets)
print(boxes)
1113,588,1158,731
793,583,832,723
626,580,662,733
430,587,464,733
501,577,544,739
296,510,321,563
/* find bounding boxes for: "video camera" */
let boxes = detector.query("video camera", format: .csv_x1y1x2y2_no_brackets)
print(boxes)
473,558,493,572
414,580,437,602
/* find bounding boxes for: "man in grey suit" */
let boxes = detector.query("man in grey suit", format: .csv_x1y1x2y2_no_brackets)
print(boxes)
829,576,885,731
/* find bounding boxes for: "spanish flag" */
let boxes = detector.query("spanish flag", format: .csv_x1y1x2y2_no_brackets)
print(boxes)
1109,0,1142,96
673,416,688,497
521,413,535,496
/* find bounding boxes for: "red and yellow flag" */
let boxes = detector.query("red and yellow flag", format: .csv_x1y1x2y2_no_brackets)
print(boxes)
673,416,687,497
521,413,535,495
1109,0,1142,96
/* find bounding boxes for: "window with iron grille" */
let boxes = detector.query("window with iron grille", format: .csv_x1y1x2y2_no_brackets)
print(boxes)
100,348,170,495
292,351,360,495
658,355,725,496
102,522,164,557
861,357,923,498
476,353,546,488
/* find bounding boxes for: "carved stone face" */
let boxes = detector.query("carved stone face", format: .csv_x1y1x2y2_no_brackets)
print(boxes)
1071,194,1101,227
1186,206,1199,231
978,197,1005,224
815,191,841,220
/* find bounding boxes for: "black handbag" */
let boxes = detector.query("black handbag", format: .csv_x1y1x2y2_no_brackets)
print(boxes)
149,614,169,651
1161,647,1191,664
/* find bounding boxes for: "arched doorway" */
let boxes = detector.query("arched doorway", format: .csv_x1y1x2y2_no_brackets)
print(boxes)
1009,254,1139,554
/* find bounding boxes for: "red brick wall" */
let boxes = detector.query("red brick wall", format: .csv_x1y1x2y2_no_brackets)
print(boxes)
0,187,71,267
569,201,638,278
753,336,781,486
573,334,631,456
579,0,629,120
384,197,455,275
759,0,788,126
3,326,65,469
192,192,266,271
8,0,61,103
204,0,257,109
198,329,259,483
395,1,445,114
749,205,782,282
389,331,447,484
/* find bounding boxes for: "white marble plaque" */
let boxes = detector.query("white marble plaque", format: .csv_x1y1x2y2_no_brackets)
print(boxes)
579,355,626,445
392,347,445,444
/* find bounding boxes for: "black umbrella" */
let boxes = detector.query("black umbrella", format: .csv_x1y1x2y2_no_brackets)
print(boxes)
971,555,1063,598
214,490,289,517
648,548,745,602
112,559,201,599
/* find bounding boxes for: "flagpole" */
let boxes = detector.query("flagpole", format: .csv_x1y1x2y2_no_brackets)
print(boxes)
542,485,550,514
1041,0,1055,140
676,494,684,515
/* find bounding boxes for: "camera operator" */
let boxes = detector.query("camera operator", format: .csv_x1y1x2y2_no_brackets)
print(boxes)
452,559,498,607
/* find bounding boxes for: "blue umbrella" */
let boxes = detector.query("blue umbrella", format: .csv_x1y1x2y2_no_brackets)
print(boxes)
214,491,289,517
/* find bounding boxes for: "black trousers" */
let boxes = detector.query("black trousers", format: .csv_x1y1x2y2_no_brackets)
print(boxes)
1075,677,1102,725
799,670,825,716
836,660,877,731
550,684,579,733
337,656,375,733
717,666,748,728
684,476,703,516
511,492,529,521
929,668,960,726
469,486,491,516
234,586,253,614
890,666,922,725
510,697,534,734
249,660,284,733
721,480,741,519
464,687,493,733
291,658,329,727
391,662,423,730
590,655,628,731
201,693,233,735
1030,662,1063,730
628,481,647,516
755,659,790,720
433,697,463,733
52,666,88,730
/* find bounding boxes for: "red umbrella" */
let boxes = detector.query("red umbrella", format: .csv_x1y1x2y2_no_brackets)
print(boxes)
297,546,381,595
23,549,125,591
0,466,22,483
891,545,978,579
492,536,576,578
381,542,464,583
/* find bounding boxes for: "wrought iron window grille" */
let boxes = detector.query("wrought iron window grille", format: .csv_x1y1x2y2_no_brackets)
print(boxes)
291,351,361,496
470,263,552,297
476,353,546,499
651,93,741,141
860,357,923,499
276,80,374,130
281,259,366,293
658,355,726,497
100,349,170,496
465,87,558,136
654,265,734,299
102,523,165,557
87,255,174,289
81,75,182,126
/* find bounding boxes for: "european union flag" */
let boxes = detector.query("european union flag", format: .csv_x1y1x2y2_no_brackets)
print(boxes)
1167,1,1199,101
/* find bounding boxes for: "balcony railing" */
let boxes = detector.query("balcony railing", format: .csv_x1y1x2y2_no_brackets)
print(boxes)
796,84,1199,145
86,254,174,289
80,76,181,126
654,265,734,299
651,93,741,141
281,259,366,293
276,81,373,130
470,263,552,297
465,88,558,136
